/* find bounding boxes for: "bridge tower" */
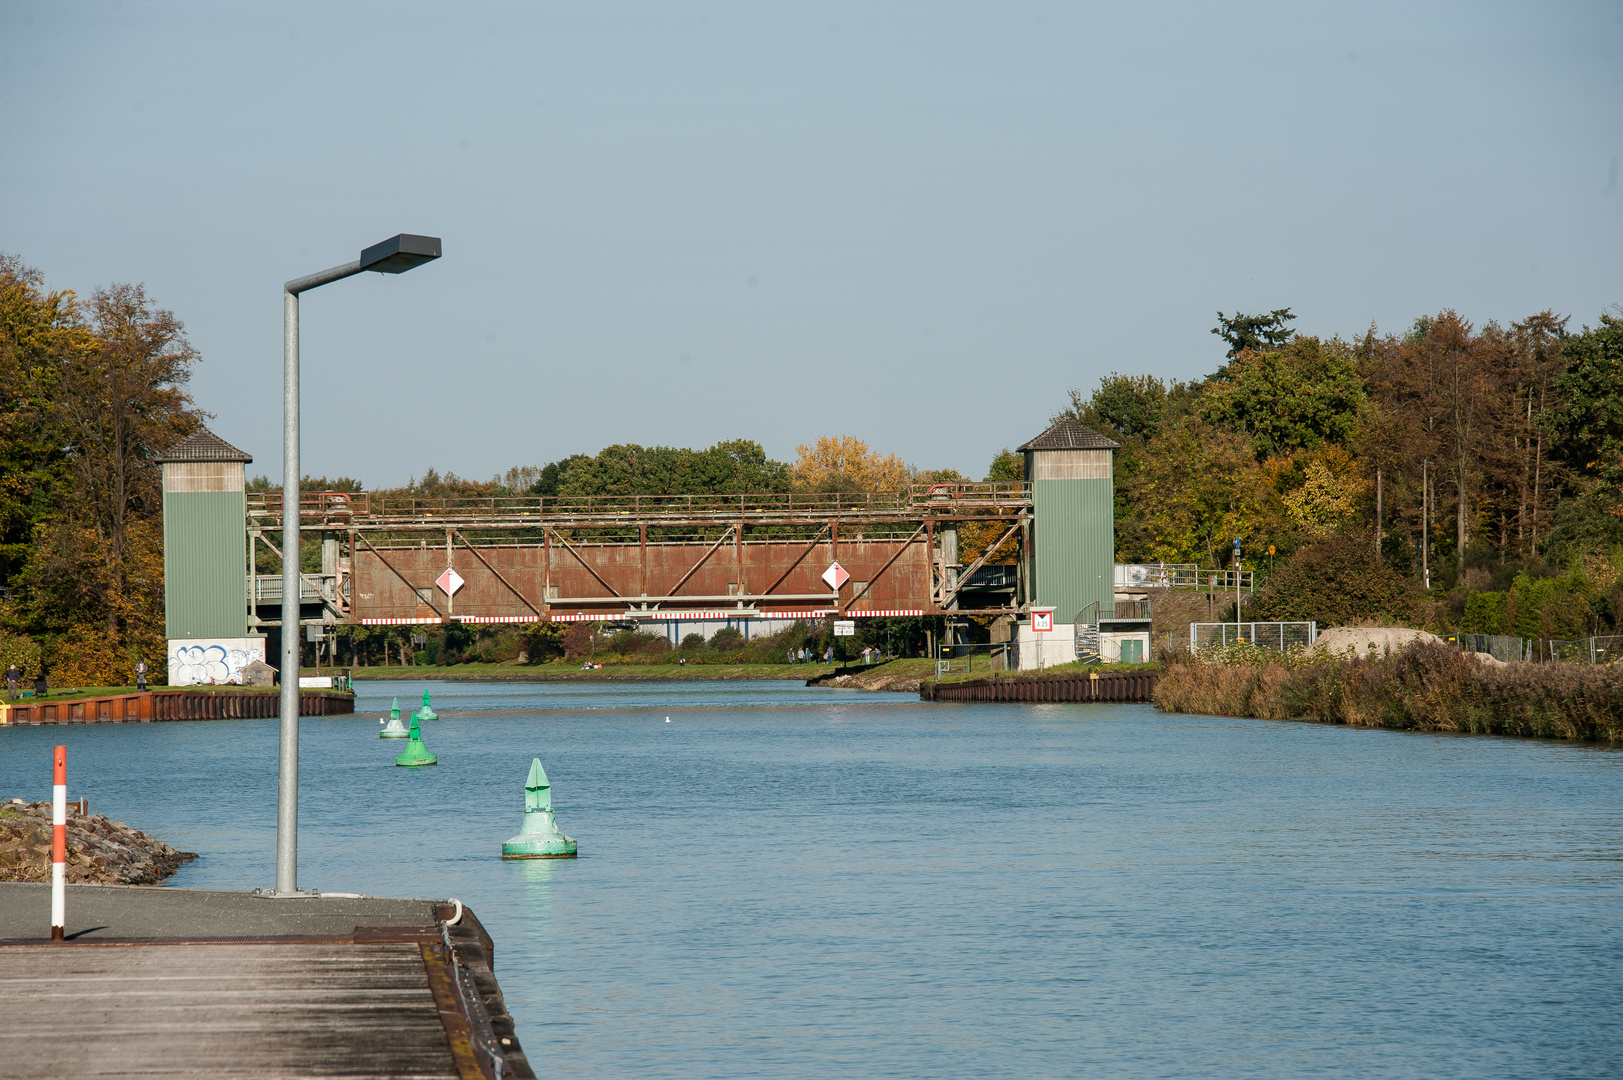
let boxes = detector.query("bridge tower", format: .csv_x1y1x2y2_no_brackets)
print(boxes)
1016,418,1119,665
155,429,265,685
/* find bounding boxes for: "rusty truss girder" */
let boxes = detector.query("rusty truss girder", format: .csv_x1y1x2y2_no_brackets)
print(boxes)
247,483,1033,624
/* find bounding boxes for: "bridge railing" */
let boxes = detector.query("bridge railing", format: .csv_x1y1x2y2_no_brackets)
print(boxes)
247,484,1034,526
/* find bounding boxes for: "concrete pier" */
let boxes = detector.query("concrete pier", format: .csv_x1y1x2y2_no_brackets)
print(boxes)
0,883,533,1079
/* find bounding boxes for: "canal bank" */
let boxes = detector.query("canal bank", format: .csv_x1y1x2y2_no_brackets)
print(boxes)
0,883,532,1079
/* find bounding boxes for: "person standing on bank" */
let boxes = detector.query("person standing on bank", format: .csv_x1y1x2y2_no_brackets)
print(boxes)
4,663,19,700
135,660,147,692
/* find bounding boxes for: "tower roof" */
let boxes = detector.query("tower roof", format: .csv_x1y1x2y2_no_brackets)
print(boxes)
1016,417,1120,452
153,428,253,464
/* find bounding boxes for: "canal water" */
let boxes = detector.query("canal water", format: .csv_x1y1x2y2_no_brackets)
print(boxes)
3,680,1621,1077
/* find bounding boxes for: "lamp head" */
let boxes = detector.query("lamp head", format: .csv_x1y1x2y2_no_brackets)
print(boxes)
358,234,442,274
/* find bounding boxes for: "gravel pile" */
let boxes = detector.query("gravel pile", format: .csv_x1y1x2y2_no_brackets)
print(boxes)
0,799,196,885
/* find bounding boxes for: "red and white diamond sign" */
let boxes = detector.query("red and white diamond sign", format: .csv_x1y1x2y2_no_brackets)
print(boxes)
436,567,465,597
822,562,850,590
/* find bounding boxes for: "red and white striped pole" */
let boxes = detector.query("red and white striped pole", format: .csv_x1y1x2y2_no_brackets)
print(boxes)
51,745,66,942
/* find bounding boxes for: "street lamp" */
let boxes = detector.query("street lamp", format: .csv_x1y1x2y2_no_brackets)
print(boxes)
275,233,441,896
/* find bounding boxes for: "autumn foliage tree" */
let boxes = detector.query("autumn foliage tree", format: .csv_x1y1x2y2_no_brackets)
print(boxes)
790,435,912,493
0,256,204,685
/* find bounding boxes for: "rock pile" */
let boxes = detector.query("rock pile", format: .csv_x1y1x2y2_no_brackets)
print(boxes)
0,799,196,885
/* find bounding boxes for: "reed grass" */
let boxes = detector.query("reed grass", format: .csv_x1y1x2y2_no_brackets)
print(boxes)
1154,641,1623,742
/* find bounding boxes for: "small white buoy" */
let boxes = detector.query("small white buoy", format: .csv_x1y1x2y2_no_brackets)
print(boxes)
665,716,671,723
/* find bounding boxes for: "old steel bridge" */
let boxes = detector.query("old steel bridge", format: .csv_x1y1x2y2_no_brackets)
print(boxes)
245,483,1033,632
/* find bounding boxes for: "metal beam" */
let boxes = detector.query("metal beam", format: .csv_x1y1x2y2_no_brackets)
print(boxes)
757,523,830,597
940,519,1024,609
842,523,927,613
663,526,735,597
547,527,622,598
354,532,446,619
451,529,543,619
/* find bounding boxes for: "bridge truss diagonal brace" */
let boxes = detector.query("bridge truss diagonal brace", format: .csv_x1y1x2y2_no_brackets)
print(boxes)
842,522,927,614
547,527,622,599
451,529,543,620
939,518,1024,610
255,533,337,614
664,525,735,597
354,532,446,620
759,523,831,598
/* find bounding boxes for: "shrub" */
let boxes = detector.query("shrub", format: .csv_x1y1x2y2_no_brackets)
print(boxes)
710,627,745,651
1506,573,1590,639
1250,532,1423,626
1460,591,1507,634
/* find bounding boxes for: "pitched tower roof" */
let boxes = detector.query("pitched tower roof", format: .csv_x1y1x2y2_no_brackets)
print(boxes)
153,428,254,464
1016,417,1120,452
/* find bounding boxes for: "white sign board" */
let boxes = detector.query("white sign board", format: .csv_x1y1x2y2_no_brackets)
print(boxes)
436,567,465,597
822,562,850,590
1031,609,1055,633
833,620,856,637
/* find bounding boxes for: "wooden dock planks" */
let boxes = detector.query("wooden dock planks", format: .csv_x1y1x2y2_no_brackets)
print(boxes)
0,941,461,1078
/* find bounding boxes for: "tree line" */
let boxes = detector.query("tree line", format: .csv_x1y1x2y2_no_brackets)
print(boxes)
1060,306,1623,636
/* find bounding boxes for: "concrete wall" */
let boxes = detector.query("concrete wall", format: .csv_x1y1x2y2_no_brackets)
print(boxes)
167,636,265,685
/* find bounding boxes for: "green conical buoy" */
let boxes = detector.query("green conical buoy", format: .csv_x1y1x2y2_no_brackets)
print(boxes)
394,714,437,766
413,688,438,721
380,698,409,738
501,757,576,858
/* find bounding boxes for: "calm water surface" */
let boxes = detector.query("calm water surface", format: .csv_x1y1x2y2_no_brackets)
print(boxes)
3,680,1621,1078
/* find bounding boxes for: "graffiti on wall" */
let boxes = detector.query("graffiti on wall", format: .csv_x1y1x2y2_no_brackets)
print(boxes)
167,637,266,686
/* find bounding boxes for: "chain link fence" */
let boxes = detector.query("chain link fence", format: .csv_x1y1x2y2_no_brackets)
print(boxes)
1190,622,1317,652
1454,633,1623,664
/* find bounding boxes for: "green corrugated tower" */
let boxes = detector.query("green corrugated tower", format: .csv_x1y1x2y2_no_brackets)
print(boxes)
1018,418,1118,623
156,430,262,684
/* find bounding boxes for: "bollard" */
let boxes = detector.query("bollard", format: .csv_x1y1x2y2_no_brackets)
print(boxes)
501,758,576,858
51,746,66,941
413,689,437,721
393,714,437,767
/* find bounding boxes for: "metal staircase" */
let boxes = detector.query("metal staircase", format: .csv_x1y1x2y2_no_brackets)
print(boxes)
1073,615,1101,664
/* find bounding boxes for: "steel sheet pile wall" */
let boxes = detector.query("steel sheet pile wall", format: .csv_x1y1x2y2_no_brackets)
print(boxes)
3,690,353,725
920,672,1156,703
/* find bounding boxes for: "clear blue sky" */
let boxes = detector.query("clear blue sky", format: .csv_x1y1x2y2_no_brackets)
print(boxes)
3,2,1619,486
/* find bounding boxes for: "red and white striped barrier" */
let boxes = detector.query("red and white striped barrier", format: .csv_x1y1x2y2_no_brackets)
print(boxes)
360,617,444,626
51,745,65,942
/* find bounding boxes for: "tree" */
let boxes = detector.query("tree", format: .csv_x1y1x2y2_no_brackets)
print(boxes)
790,436,911,493
1117,419,1270,566
0,261,205,684
556,440,789,497
1541,313,1623,554
1212,308,1296,358
0,255,84,590
1197,336,1365,460
1064,373,1169,440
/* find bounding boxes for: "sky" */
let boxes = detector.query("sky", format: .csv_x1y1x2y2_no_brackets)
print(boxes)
2,1,1620,487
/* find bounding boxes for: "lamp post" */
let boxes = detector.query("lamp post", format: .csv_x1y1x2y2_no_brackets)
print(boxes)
275,234,440,896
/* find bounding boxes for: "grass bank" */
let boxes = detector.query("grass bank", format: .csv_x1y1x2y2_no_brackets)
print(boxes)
1154,641,1623,742
341,662,835,682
